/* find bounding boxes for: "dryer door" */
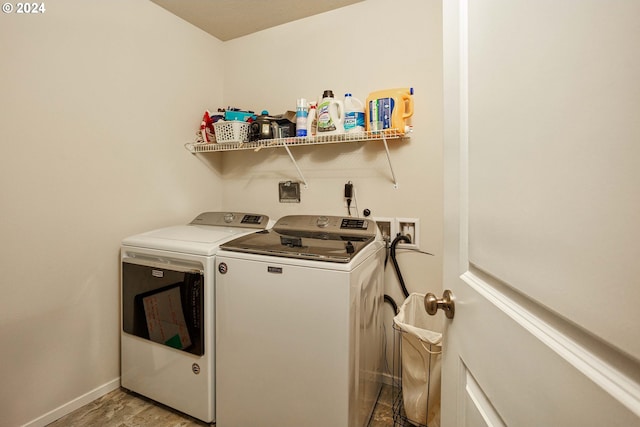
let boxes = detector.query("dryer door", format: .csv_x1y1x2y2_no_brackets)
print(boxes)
122,258,204,356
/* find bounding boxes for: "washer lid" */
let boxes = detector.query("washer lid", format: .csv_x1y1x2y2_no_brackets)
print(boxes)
219,215,379,263
122,212,270,256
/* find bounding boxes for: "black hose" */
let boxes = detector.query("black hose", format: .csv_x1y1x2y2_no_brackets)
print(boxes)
384,294,398,314
390,234,411,298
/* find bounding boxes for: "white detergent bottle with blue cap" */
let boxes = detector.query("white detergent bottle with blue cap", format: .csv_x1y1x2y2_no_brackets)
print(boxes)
344,93,365,134
316,90,345,135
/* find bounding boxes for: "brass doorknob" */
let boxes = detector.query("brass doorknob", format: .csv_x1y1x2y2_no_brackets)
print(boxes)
424,290,455,319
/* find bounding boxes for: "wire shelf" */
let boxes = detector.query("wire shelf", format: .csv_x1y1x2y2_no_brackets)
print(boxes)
184,128,409,153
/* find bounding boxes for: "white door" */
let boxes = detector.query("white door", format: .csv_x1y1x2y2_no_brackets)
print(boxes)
441,1,640,426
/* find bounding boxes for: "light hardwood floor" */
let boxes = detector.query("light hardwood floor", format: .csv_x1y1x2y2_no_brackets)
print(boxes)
46,383,399,426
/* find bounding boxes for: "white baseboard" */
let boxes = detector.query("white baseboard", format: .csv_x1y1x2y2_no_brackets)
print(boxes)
23,372,395,427
381,371,399,386
22,377,121,427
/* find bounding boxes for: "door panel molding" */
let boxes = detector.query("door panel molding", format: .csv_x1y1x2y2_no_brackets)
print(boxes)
463,268,640,418
461,363,506,427
453,273,640,426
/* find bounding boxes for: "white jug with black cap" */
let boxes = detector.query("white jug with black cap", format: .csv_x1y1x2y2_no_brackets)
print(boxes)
316,90,345,135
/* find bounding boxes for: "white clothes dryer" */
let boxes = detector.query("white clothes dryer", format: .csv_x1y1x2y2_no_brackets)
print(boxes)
120,212,270,423
215,215,385,427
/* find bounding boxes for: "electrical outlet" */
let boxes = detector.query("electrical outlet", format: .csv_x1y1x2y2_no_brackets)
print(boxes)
374,217,395,243
396,218,420,249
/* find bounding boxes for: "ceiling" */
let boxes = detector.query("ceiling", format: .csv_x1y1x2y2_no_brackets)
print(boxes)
149,0,364,41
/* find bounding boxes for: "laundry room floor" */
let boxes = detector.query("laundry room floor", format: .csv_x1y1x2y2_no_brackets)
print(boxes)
46,383,398,426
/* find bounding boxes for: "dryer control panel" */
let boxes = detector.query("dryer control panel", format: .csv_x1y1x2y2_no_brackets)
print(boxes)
189,212,269,229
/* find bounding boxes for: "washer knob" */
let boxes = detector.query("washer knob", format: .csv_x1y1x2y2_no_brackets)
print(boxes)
224,213,236,223
316,216,330,228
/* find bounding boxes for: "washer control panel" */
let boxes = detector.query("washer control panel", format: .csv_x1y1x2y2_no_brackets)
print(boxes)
340,218,368,230
274,215,376,237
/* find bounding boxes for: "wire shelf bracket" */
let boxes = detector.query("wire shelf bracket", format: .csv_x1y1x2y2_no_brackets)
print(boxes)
184,129,410,189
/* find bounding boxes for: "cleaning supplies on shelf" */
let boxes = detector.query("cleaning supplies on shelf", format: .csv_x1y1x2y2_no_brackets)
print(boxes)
251,110,274,140
366,87,414,134
306,102,317,137
344,93,365,134
199,110,215,143
296,98,308,137
316,90,345,135
223,108,255,122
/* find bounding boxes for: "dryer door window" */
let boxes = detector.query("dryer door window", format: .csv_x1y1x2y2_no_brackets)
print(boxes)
122,260,204,356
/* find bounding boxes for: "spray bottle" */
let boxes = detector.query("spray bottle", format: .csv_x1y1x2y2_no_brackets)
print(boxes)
306,102,317,137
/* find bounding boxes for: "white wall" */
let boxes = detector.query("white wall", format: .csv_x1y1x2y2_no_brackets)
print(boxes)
0,0,443,424
219,0,444,375
0,2,224,426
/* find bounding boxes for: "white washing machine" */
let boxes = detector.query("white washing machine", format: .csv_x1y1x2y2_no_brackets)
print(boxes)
215,215,385,427
120,212,270,423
